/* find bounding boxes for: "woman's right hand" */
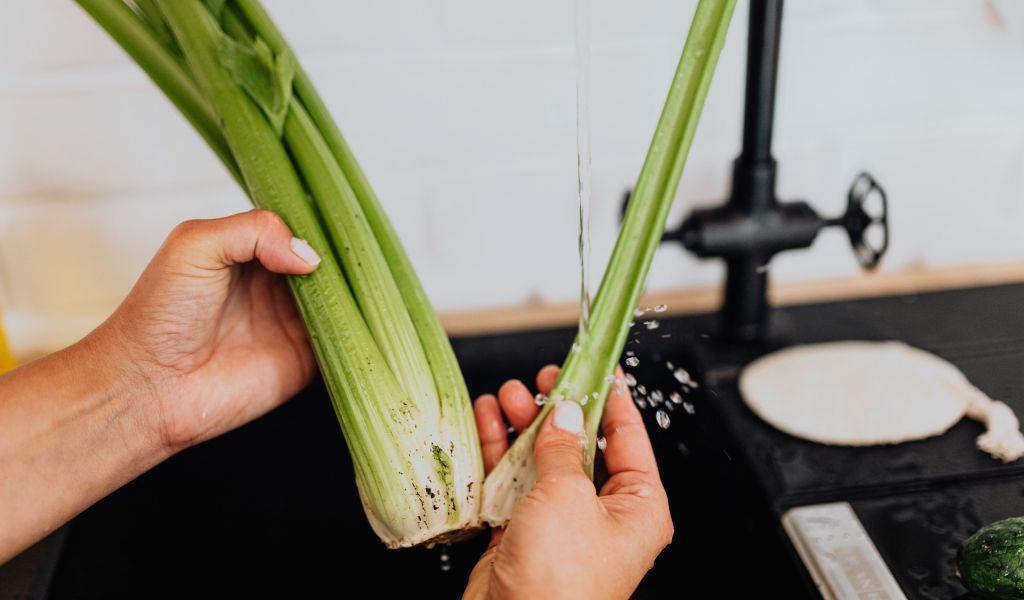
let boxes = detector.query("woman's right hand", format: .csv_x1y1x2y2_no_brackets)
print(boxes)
465,365,674,599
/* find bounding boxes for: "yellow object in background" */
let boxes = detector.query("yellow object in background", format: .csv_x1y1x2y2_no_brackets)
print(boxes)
0,307,16,373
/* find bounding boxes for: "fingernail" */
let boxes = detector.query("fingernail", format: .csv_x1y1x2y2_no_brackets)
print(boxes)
290,237,321,266
553,400,584,435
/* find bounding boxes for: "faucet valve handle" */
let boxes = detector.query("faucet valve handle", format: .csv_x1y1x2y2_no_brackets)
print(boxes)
833,172,889,270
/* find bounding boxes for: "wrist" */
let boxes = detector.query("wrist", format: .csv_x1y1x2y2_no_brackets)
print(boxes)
71,321,174,464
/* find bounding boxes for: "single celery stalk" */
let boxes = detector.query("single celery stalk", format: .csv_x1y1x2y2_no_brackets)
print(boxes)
76,0,483,548
482,0,736,525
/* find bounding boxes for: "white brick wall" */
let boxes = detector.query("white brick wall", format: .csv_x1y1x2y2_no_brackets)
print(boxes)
1,0,1023,357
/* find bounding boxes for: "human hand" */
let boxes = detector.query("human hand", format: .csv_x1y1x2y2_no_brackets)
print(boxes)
98,209,321,451
465,366,673,599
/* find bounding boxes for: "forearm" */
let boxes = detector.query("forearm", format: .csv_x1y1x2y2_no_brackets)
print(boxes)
0,325,168,563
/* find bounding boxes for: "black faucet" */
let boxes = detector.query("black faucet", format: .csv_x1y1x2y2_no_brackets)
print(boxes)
628,0,890,342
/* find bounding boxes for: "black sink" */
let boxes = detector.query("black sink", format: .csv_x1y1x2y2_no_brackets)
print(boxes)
10,283,1024,599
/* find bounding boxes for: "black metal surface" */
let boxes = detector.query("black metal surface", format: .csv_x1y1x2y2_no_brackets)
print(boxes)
703,284,1024,512
22,283,1023,598
851,477,1024,600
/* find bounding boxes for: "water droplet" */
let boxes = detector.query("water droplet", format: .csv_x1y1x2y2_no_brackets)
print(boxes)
682,402,695,415
597,436,607,451
440,545,452,572
636,384,647,395
535,393,548,406
625,356,639,367
643,320,660,330
756,264,768,274
654,304,668,312
508,425,515,433
624,373,637,387
666,361,675,370
625,350,635,357
572,342,582,353
635,397,648,409
670,392,684,404
634,307,649,318
673,368,693,385
661,334,672,339
649,390,664,404
604,374,615,383
656,410,671,429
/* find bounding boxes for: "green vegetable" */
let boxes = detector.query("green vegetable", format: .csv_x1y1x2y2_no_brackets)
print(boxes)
958,517,1024,599
481,0,736,525
75,0,482,548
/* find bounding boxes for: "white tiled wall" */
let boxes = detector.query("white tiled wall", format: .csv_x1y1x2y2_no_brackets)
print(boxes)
1,0,1023,356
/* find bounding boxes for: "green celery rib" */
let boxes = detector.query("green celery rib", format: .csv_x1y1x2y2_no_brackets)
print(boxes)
74,0,242,186
127,0,180,57
155,0,440,545
231,0,483,500
282,100,443,444
571,0,737,450
482,0,735,524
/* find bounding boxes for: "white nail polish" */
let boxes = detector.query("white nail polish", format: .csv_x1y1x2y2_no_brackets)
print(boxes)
290,237,321,266
553,400,584,434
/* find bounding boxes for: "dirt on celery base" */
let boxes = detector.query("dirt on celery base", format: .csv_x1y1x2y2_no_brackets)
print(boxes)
384,521,484,549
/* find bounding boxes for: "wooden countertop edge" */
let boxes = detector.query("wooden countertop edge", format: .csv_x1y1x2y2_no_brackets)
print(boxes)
440,261,1024,337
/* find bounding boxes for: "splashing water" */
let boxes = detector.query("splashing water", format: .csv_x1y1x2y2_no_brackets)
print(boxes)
440,544,452,572
656,410,671,429
625,356,640,367
674,367,695,386
597,436,607,451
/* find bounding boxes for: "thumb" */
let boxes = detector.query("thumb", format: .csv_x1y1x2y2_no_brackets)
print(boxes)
162,209,321,276
533,400,587,481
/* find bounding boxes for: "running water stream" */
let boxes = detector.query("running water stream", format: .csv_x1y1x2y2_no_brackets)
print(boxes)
576,0,592,335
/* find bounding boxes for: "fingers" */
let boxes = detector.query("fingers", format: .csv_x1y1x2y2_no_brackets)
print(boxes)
535,364,560,395
474,394,508,474
498,379,539,432
600,369,660,482
164,209,321,276
533,400,588,482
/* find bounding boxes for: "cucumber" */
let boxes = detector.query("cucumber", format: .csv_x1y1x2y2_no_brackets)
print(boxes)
958,517,1024,599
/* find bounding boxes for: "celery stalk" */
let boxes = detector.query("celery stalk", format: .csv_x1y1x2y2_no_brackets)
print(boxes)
482,0,736,525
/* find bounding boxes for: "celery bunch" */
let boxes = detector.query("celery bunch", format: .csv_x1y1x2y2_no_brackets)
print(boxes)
76,0,483,548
